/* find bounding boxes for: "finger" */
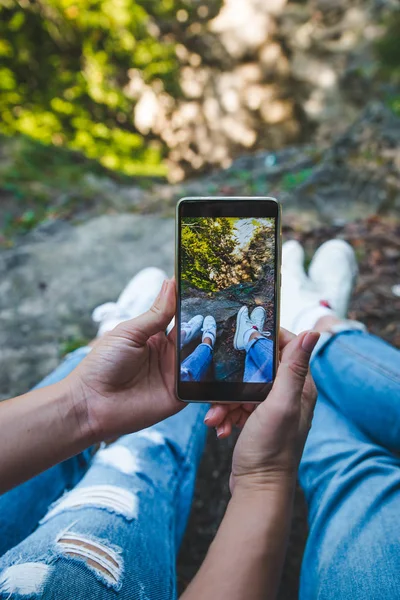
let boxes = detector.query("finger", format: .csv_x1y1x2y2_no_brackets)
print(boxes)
216,418,232,439
237,411,249,428
119,279,176,345
299,370,318,439
274,330,320,407
228,407,243,427
258,331,320,423
204,404,230,427
279,328,295,351
167,323,176,345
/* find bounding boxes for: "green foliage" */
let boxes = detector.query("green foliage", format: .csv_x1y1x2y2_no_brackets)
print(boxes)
0,134,119,241
281,168,313,191
181,217,275,292
387,95,400,117
0,0,197,176
181,217,237,291
375,11,400,78
60,335,91,356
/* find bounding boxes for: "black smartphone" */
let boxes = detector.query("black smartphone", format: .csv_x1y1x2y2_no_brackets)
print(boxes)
176,197,281,403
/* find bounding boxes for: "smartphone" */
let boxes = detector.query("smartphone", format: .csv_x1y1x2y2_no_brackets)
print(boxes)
176,197,281,403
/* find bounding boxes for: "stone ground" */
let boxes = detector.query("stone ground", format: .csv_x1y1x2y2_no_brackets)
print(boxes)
1,103,399,598
181,273,275,382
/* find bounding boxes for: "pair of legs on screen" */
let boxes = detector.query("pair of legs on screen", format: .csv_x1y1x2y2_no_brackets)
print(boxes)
1,329,400,599
180,307,273,383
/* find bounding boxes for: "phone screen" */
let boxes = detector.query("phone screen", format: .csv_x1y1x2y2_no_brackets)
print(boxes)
177,198,280,403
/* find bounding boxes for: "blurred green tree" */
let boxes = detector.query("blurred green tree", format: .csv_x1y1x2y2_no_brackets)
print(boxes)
0,0,197,175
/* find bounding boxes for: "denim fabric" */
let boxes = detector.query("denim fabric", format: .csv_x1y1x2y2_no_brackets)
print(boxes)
0,351,208,598
243,337,274,383
181,343,213,382
300,331,400,600
0,348,94,557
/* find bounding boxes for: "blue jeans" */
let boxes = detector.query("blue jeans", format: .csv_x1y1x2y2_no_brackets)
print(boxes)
0,348,208,598
244,337,273,383
181,338,273,383
300,331,400,600
181,343,213,381
2,332,400,599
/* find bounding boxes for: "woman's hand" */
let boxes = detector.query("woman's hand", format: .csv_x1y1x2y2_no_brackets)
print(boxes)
68,278,182,442
205,329,319,493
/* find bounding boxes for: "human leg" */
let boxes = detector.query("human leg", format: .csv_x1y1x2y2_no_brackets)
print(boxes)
181,315,216,382
181,344,213,381
280,239,400,599
243,338,274,383
311,329,400,452
0,403,208,599
299,333,400,600
0,267,166,557
0,347,93,557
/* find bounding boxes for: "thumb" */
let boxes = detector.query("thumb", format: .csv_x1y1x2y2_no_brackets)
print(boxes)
117,278,176,346
263,330,320,421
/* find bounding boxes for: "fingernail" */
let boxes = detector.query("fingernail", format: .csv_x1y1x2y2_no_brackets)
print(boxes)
301,331,320,354
204,407,217,423
216,425,224,438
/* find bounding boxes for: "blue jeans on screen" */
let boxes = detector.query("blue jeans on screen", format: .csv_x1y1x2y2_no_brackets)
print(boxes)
1,331,400,599
181,337,273,383
243,337,274,383
0,347,208,599
181,342,213,381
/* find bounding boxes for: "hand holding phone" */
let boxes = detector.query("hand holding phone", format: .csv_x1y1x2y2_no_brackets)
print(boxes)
176,197,281,403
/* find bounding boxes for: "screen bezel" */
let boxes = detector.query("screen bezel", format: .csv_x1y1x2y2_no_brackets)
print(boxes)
176,197,281,403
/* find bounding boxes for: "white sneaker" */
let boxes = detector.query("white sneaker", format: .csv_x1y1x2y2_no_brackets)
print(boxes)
181,315,204,348
281,241,332,334
202,315,217,347
92,267,167,336
308,240,358,318
234,306,256,350
250,306,266,332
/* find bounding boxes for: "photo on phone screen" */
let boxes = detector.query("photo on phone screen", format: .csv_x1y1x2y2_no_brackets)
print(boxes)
177,198,280,402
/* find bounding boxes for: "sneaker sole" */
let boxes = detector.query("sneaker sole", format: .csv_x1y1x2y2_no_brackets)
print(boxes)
233,306,248,351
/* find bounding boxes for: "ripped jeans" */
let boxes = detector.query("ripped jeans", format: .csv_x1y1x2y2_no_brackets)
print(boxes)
0,347,208,598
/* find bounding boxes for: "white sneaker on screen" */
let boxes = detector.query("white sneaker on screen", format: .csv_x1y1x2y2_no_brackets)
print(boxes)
92,267,167,336
202,315,217,347
181,315,204,348
250,306,266,332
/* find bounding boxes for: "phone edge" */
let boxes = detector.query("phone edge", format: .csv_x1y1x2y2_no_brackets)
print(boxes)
175,196,282,404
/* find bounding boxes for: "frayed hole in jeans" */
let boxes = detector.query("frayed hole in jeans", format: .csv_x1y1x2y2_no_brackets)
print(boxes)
41,485,138,523
0,563,52,595
95,445,140,475
56,531,123,588
136,429,164,445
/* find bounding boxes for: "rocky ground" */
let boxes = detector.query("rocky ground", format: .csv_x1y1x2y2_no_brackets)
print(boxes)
182,271,275,382
0,102,399,597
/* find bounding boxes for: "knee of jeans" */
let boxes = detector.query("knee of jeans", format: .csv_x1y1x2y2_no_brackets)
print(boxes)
0,533,125,596
40,484,139,524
